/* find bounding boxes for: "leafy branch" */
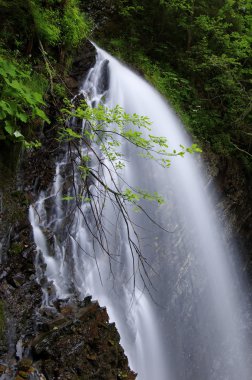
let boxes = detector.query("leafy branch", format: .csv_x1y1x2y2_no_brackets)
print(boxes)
58,100,201,287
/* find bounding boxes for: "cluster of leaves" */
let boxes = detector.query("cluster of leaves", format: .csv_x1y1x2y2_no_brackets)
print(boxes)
85,0,252,169
29,0,91,50
0,55,49,143
0,0,92,145
61,101,201,206
0,0,91,52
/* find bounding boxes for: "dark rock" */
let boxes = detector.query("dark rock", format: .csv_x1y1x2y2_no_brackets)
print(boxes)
0,37,135,380
70,40,96,84
32,300,136,380
83,295,92,306
11,274,26,288
203,149,252,274
0,271,7,280
64,76,79,93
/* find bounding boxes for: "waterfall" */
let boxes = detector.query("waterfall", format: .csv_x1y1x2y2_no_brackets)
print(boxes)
30,46,252,379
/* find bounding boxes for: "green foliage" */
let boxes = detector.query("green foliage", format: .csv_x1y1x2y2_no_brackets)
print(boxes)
29,1,61,46
0,0,91,58
118,2,144,17
53,83,68,100
0,55,49,142
63,0,91,48
61,101,201,206
29,0,91,49
0,0,92,147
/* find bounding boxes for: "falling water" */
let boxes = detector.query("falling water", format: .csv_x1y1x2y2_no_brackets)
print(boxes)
29,46,252,379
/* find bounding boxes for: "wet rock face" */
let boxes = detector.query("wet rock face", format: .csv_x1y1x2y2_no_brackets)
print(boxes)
0,147,43,363
0,41,136,380
80,1,117,38
0,215,42,360
0,190,136,379
69,40,96,87
203,150,252,272
32,299,136,380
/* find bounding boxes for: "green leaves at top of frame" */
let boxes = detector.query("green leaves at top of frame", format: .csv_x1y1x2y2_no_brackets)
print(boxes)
29,0,91,49
30,2,61,46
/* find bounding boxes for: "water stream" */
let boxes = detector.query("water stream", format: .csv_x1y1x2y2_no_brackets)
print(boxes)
30,46,252,379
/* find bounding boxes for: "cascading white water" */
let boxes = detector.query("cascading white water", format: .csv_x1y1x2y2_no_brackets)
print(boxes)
30,46,252,379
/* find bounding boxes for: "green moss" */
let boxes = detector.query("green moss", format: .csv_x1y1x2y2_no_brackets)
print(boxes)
9,241,24,255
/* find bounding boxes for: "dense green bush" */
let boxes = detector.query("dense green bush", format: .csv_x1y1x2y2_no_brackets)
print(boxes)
29,1,61,47
0,0,91,144
0,55,49,142
29,0,91,50
63,0,91,48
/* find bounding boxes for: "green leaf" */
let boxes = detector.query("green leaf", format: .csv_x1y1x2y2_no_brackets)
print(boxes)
62,196,75,201
65,128,82,139
0,100,15,116
24,140,42,149
16,112,28,122
34,107,50,123
4,121,14,135
33,92,45,105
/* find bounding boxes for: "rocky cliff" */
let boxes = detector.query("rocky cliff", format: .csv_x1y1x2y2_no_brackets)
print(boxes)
0,42,136,380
